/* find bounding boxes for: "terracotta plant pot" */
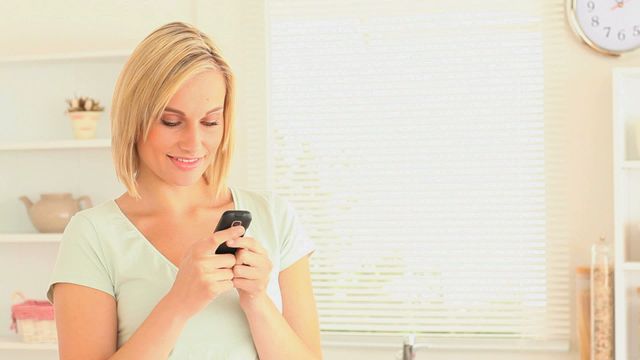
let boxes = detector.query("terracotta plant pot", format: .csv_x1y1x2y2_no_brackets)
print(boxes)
68,111,102,139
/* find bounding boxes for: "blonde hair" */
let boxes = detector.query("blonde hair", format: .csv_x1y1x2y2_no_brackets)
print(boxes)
111,21,235,200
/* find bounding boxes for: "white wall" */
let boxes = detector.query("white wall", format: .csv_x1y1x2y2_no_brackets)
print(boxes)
2,1,640,359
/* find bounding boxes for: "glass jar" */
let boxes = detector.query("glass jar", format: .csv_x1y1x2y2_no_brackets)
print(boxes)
637,287,640,360
591,237,613,360
635,288,640,360
576,266,590,360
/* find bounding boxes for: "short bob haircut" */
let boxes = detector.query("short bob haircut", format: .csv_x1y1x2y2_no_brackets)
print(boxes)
111,21,235,200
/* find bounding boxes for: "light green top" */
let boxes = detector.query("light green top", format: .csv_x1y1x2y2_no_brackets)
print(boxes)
46,187,315,359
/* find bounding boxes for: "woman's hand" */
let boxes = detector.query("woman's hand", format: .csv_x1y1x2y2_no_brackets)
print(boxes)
166,225,246,319
227,236,273,309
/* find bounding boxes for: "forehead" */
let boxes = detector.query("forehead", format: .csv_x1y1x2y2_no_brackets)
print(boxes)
166,70,226,111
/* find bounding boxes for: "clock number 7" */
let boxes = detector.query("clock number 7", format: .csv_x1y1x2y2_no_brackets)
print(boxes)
604,26,611,37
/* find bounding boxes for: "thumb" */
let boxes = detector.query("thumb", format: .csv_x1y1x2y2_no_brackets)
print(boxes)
209,225,245,248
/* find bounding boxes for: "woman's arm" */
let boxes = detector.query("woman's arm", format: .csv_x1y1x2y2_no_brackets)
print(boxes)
53,284,117,359
53,283,189,360
239,255,322,360
53,228,242,360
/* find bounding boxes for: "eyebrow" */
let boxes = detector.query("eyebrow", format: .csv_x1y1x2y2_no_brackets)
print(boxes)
164,106,223,116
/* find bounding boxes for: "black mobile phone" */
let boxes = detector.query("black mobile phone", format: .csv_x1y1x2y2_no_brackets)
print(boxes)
214,210,252,255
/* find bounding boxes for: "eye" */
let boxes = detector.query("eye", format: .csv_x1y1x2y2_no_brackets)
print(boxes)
161,119,179,127
203,121,220,127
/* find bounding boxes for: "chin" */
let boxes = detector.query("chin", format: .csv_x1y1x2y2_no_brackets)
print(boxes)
163,170,206,187
176,174,207,187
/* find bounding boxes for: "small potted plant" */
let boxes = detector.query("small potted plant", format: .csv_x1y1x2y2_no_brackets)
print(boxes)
66,96,105,139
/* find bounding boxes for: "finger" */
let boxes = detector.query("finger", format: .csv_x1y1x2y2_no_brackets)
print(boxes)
233,264,262,280
218,268,235,280
235,250,273,276
199,253,236,268
201,266,234,280
195,226,245,255
235,248,261,266
226,236,266,255
213,254,237,268
210,225,245,247
207,278,235,294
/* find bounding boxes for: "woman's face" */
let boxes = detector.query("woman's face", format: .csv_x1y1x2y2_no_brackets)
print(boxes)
136,70,226,187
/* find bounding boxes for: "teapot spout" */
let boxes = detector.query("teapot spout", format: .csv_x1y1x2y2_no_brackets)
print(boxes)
19,196,33,209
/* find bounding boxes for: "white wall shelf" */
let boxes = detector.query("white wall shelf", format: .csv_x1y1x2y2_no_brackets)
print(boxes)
0,139,110,151
613,66,640,360
0,234,61,243
0,336,56,351
0,50,130,64
623,262,640,271
623,161,640,169
0,49,127,359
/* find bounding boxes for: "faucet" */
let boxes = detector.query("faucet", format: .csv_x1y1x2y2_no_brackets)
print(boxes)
402,334,427,360
402,334,416,360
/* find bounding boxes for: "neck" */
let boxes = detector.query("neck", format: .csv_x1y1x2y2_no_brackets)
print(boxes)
125,171,229,217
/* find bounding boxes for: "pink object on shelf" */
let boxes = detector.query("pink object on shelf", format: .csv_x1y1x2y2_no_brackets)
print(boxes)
10,292,54,333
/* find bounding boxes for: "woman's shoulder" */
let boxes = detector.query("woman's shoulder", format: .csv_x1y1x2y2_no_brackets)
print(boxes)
63,200,123,238
57,200,120,247
73,199,119,223
231,187,300,226
231,187,291,211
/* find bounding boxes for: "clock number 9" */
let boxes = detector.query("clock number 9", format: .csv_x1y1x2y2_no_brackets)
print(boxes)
587,1,595,12
591,16,599,27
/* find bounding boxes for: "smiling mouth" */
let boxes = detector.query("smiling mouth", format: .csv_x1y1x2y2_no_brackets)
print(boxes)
167,155,204,163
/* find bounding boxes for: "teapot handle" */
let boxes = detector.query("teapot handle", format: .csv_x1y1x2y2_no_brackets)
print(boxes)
77,195,93,210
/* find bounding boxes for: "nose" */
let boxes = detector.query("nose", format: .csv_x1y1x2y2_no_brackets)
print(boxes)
177,122,202,154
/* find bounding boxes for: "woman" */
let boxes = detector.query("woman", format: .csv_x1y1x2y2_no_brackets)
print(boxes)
47,22,322,360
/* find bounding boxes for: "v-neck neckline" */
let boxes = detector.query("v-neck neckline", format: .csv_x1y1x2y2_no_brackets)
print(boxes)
111,187,239,271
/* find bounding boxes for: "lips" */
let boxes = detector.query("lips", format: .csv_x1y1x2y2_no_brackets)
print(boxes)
167,155,204,170
167,155,202,163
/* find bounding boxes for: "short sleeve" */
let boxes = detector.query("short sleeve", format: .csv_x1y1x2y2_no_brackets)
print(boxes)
46,214,115,303
274,195,316,271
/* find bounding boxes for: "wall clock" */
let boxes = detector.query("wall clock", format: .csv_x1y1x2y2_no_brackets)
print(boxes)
567,0,640,55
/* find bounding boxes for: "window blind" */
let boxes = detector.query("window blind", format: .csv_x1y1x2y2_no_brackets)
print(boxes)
250,0,569,349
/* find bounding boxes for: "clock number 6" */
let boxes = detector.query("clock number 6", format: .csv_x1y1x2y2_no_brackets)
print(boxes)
618,29,626,41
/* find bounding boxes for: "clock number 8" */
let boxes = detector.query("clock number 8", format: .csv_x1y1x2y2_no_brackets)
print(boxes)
591,16,599,28
634,26,640,37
